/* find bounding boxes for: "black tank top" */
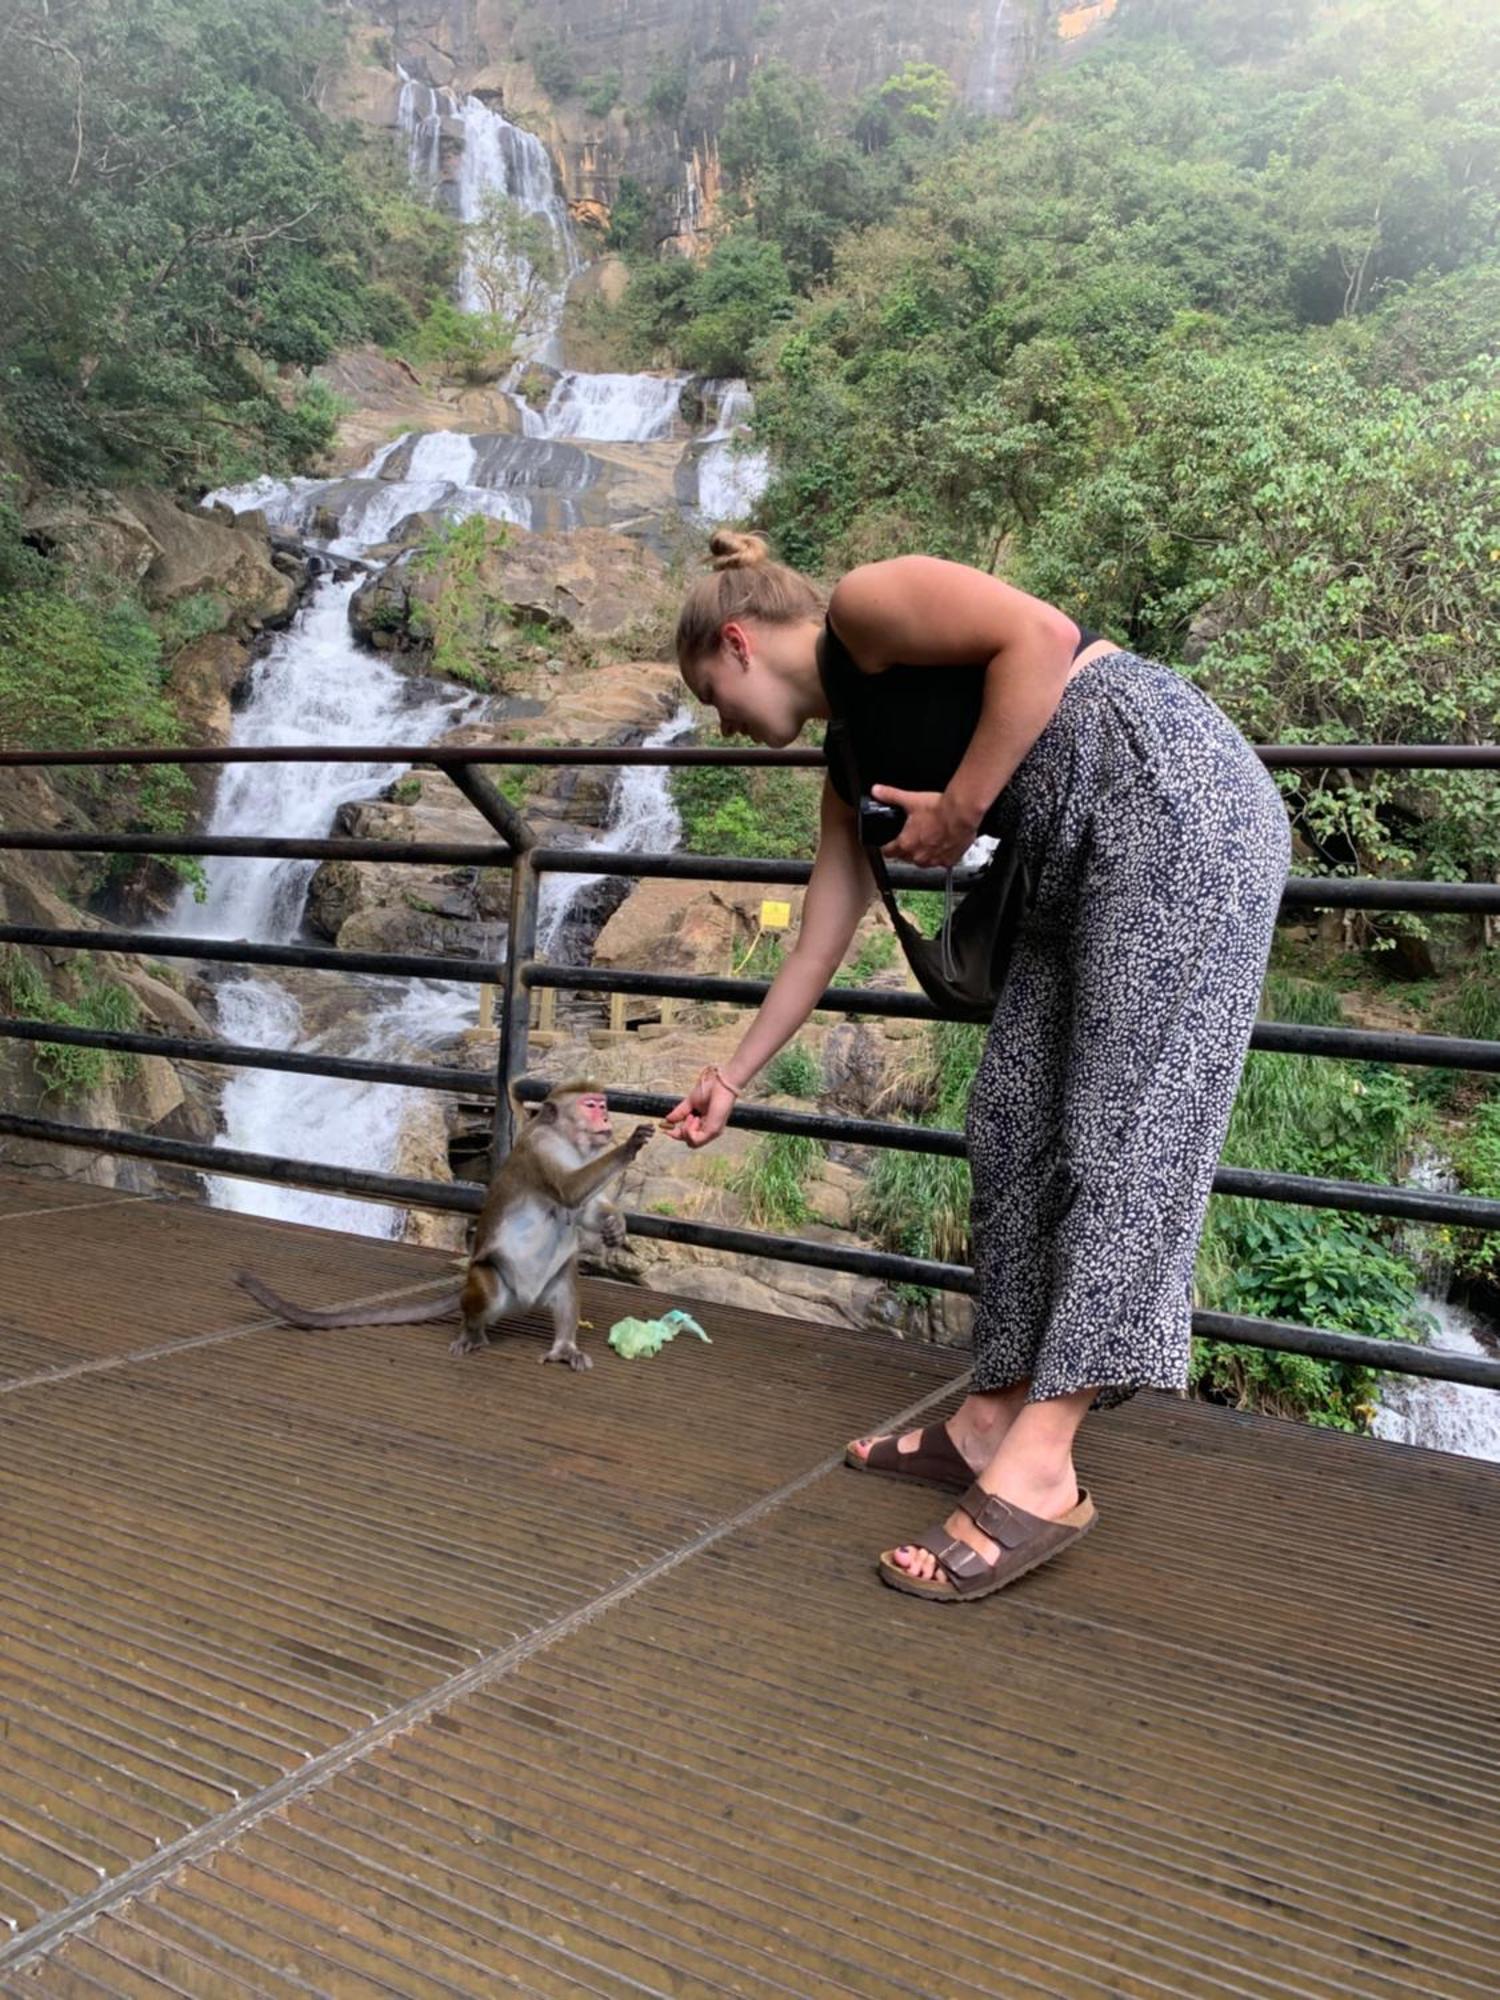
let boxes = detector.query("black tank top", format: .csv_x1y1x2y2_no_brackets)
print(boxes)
817,617,1103,837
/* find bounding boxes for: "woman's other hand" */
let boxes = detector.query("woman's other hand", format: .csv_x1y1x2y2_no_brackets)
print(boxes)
663,1067,738,1148
872,785,980,870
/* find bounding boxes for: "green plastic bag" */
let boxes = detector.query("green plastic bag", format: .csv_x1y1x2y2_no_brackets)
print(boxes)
607,1308,712,1359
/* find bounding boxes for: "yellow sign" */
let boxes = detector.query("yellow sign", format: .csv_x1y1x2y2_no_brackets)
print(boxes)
760,899,793,932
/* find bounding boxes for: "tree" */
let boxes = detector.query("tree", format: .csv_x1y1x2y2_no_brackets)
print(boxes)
0,0,400,486
465,190,563,341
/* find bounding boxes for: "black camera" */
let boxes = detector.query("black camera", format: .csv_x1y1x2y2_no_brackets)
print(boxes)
858,794,907,848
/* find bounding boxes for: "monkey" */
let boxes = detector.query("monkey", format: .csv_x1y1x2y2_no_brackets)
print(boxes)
235,1079,652,1370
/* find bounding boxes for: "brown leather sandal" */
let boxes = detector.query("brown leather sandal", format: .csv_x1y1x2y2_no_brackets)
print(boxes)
878,1483,1097,1602
844,1420,973,1491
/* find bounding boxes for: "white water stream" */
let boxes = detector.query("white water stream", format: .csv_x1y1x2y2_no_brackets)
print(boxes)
537,706,694,957
1371,1149,1500,1462
970,0,1020,118
187,76,756,1238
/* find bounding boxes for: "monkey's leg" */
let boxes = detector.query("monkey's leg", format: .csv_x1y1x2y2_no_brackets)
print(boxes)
538,1259,591,1372
450,1261,512,1358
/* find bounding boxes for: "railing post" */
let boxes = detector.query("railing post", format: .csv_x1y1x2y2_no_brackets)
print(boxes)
494,848,539,1162
445,759,539,1165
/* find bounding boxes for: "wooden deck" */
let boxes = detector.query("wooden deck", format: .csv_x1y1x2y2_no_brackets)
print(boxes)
0,1171,1495,1998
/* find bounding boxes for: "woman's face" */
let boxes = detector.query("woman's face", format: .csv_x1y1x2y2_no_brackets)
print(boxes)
688,620,807,748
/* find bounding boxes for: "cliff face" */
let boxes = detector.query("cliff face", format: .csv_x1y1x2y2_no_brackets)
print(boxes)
345,0,1117,252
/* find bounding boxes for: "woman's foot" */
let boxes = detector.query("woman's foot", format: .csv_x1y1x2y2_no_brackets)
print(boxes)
847,1385,1025,1479
883,1457,1082,1585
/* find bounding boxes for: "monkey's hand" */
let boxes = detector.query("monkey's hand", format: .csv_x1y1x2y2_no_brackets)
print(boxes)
625,1123,653,1159
599,1206,628,1248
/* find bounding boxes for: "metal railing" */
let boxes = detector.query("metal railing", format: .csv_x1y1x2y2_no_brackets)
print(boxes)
1,738,1498,1391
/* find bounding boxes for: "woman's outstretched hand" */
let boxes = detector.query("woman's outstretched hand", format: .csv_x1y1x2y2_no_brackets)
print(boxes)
872,786,980,870
663,1067,738,1148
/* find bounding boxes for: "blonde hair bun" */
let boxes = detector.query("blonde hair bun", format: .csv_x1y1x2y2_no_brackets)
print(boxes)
709,529,771,572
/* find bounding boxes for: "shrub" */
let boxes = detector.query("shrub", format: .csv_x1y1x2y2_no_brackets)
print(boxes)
0,950,141,1100
730,1133,823,1228
765,1042,820,1097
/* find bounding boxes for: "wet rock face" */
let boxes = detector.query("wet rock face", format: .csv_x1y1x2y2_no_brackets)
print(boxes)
348,524,670,656
355,0,986,249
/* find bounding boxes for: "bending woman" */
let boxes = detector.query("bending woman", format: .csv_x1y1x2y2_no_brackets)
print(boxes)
664,532,1289,1603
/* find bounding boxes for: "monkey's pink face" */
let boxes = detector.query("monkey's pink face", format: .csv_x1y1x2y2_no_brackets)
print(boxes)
578,1094,613,1149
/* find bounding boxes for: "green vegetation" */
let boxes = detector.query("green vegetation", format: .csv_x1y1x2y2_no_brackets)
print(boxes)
407,517,515,690
0,501,194,860
591,59,961,377
0,950,141,1101
858,1022,983,1269
1193,977,1431,1427
749,2,1498,892
765,1042,820,1098
0,0,452,488
671,734,820,859
731,1132,824,1228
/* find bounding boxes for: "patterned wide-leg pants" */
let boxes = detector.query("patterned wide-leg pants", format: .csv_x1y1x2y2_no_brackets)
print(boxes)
966,651,1290,1403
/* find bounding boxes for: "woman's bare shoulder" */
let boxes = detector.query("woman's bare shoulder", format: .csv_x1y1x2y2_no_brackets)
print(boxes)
831,558,1070,673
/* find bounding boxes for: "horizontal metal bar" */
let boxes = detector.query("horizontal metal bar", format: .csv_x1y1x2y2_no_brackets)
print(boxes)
615,1214,1500,1387
3,1112,1495,1385
525,963,940,1018
0,1113,485,1216
0,832,510,865
1281,878,1500,913
622,1210,977,1293
8,828,1490,911
1259,745,1500,769
528,847,980,891
1250,1021,1500,1071
3,741,1500,770
0,923,500,985
1191,1309,1500,1388
0,1019,497,1099
525,967,1500,1069
1212,1164,1500,1229
0,744,826,770
2,1045,1488,1230
519,1084,1500,1230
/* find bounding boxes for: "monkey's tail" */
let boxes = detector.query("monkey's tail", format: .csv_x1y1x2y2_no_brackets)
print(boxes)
234,1270,464,1331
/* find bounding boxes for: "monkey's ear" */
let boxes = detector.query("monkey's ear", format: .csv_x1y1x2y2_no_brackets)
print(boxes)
534,1099,558,1123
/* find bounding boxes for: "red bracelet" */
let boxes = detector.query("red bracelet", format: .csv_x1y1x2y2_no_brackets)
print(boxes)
702,1063,741,1099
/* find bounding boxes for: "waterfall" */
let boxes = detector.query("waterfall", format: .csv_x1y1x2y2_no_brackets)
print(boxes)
173,566,483,1236
1371,1147,1500,1462
537,707,694,959
534,373,687,443
1372,1298,1500,1463
174,577,474,945
396,67,578,351
695,378,772,522
969,0,1020,118
182,68,760,1241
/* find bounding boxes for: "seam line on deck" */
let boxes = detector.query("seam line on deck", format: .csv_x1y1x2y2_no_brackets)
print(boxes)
0,1277,459,1397
0,1367,969,1974
0,1192,149,1226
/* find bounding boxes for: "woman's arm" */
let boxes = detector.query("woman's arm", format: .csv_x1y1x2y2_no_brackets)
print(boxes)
829,556,1080,869
664,778,872,1148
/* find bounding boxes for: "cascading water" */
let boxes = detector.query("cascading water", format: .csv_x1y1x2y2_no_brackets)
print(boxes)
397,68,579,341
969,0,1020,118
537,706,694,961
173,561,483,1235
534,373,688,443
695,379,772,522
186,72,768,1240
1372,1149,1500,1462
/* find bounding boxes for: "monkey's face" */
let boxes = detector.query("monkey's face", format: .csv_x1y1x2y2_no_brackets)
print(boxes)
575,1092,614,1152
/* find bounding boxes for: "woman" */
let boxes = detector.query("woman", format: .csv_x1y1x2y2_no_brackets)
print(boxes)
664,531,1289,1603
